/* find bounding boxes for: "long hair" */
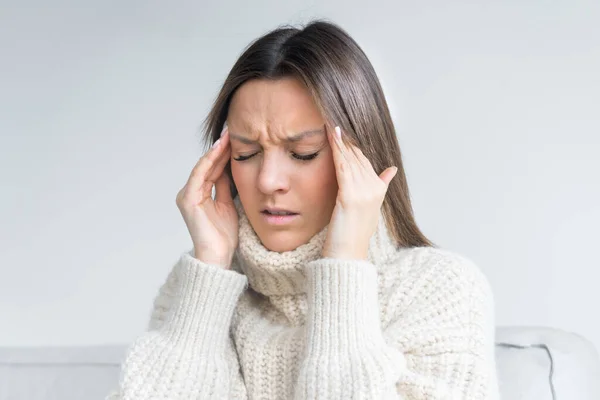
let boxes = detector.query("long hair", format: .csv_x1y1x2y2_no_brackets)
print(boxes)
201,20,433,248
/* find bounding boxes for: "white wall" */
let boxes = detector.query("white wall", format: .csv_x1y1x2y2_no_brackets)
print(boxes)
1,0,598,349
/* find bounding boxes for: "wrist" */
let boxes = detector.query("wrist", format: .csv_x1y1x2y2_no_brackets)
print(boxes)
321,245,368,260
193,248,232,269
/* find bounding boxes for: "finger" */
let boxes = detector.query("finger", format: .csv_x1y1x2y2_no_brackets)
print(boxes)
333,126,350,159
338,133,376,183
214,169,233,204
328,125,353,177
378,166,398,186
345,141,371,173
196,144,231,203
327,125,343,174
187,129,230,191
206,144,231,184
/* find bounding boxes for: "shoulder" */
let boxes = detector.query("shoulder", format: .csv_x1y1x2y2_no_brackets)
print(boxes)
377,246,496,333
404,246,490,287
379,246,494,310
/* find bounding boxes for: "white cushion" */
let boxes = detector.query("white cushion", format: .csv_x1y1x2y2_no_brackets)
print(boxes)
495,340,554,399
495,326,600,400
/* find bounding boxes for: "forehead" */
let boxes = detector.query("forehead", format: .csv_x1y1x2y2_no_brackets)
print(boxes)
228,77,324,132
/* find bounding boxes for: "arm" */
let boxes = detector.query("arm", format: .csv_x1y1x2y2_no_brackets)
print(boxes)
294,258,405,399
106,250,248,400
294,252,498,400
386,252,499,399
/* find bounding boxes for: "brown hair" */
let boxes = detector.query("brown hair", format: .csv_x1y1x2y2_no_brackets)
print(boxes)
201,19,433,248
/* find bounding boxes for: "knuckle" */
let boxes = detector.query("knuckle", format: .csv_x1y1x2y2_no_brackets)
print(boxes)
190,165,202,177
203,155,215,168
178,191,193,207
175,188,186,205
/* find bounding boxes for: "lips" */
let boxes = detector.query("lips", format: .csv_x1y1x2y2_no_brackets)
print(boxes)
261,207,299,216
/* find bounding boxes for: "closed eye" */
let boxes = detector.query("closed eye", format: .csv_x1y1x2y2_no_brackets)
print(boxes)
233,152,319,162
293,152,319,161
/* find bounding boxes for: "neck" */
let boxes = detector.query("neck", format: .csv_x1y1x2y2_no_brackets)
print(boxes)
232,197,399,297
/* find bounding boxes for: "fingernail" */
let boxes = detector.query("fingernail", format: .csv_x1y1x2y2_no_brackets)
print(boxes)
220,122,228,137
335,126,342,139
212,139,221,149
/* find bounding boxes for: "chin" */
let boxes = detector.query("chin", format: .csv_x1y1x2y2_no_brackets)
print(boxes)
257,230,309,253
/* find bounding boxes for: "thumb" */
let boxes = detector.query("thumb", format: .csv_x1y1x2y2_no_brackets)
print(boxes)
378,166,398,186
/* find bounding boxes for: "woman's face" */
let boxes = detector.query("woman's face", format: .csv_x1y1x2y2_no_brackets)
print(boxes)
227,77,338,252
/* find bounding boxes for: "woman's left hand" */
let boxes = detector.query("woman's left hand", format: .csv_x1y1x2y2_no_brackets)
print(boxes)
322,126,398,260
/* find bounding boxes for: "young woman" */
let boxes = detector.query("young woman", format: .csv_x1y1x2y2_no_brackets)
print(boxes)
107,20,499,400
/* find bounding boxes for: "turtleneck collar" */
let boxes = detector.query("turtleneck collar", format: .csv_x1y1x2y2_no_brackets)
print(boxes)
232,196,399,297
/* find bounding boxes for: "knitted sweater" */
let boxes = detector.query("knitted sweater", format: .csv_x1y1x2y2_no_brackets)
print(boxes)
107,199,499,399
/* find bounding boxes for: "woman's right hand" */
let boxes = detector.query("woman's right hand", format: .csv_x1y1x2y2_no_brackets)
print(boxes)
176,125,238,269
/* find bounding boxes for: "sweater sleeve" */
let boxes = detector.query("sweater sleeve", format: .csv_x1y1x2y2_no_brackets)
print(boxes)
294,253,498,400
384,252,499,399
106,250,249,400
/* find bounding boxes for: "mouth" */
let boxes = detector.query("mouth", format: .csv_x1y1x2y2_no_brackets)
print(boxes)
260,208,300,225
261,208,299,216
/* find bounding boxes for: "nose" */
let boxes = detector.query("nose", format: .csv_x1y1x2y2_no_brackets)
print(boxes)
257,152,291,195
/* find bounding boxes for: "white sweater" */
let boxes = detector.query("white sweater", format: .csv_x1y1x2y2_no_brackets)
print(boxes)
107,199,499,399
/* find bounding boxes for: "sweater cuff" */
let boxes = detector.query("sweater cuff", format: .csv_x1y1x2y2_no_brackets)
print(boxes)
304,258,383,353
161,251,248,352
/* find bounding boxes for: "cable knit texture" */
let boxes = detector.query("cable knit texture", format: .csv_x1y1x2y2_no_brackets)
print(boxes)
107,197,499,399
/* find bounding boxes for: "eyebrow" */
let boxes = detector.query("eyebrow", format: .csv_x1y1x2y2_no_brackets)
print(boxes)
229,127,326,145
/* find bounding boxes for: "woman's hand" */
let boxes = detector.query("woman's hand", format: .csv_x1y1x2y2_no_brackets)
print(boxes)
322,126,398,260
176,125,238,268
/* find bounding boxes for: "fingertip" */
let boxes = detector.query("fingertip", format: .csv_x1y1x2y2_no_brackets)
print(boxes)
326,125,335,140
388,167,399,184
335,126,342,139
330,125,346,151
379,166,398,185
220,122,228,137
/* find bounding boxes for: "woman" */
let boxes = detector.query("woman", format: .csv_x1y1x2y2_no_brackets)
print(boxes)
108,20,498,399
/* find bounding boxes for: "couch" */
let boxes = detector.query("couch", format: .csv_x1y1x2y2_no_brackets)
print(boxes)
1,326,599,399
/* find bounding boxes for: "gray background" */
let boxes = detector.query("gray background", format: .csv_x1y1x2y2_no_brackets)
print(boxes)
1,0,598,351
